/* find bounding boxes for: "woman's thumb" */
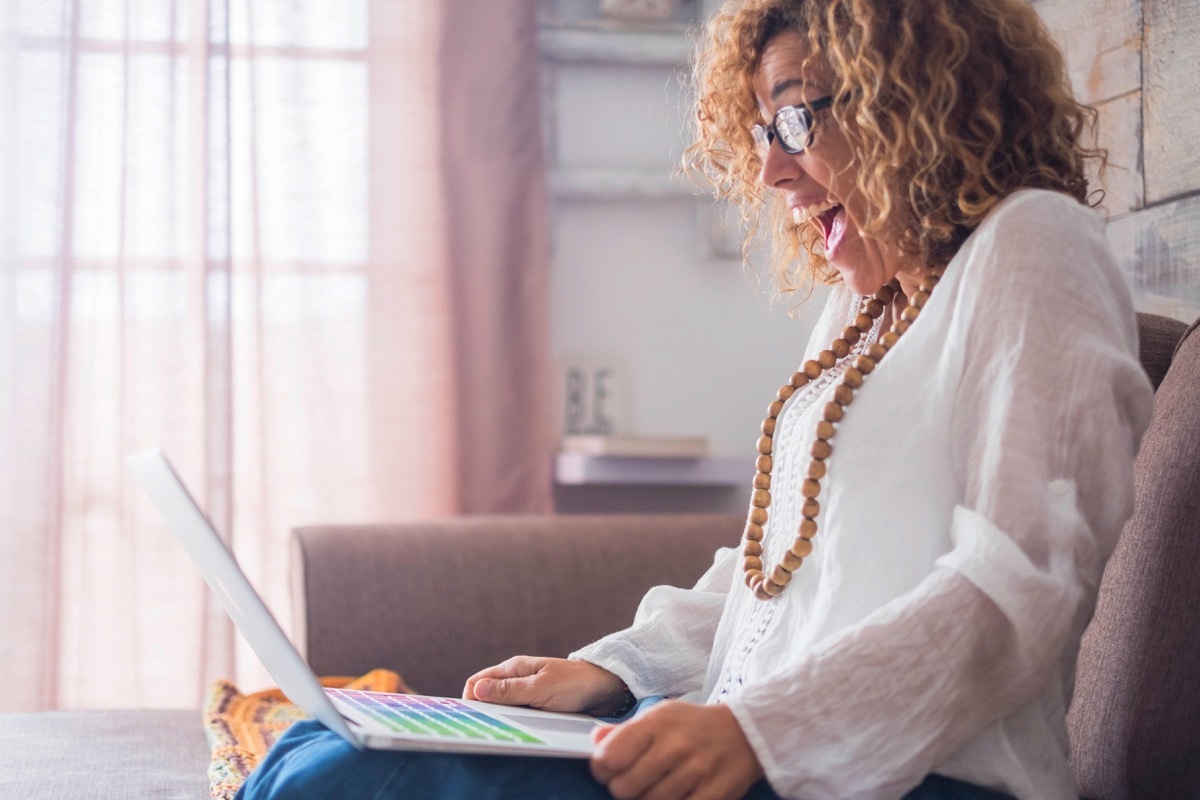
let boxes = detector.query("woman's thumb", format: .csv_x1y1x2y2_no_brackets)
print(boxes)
474,677,525,704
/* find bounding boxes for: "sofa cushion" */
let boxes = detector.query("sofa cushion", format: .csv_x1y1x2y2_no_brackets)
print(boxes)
1068,316,1200,799
0,709,208,800
1136,312,1189,389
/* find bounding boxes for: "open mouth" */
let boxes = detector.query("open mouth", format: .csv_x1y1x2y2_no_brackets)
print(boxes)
793,201,847,256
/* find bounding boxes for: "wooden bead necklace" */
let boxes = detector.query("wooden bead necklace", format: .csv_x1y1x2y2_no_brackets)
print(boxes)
742,265,945,601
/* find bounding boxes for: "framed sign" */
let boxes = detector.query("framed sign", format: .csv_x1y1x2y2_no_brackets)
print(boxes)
559,360,625,437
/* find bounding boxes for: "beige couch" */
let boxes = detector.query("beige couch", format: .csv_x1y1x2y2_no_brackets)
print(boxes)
2,313,1197,800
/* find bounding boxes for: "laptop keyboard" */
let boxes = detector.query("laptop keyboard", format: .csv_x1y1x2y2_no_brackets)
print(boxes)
326,689,545,744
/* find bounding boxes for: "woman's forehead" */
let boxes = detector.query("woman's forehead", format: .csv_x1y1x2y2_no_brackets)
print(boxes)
753,31,827,104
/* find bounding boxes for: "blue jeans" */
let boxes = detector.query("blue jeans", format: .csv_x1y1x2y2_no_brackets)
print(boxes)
236,700,1014,800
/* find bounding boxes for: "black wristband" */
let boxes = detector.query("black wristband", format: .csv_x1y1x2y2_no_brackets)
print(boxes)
612,683,637,717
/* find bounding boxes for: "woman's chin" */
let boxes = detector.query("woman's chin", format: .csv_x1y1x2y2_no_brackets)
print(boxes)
830,253,896,295
831,266,879,296
827,239,886,295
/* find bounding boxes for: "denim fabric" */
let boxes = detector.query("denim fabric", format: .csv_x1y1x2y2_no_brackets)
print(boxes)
235,718,612,800
235,711,1014,800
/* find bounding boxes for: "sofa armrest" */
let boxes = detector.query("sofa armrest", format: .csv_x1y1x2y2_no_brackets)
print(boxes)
290,513,742,697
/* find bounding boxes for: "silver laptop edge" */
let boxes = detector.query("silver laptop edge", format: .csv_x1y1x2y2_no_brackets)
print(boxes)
126,448,363,749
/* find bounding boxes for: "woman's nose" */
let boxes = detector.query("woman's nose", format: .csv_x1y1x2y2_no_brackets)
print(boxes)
758,138,802,189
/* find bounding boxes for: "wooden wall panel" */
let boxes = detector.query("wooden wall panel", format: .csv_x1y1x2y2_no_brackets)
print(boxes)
1094,91,1144,217
1037,0,1198,316
1143,0,1200,203
1036,0,1143,215
1035,0,1141,104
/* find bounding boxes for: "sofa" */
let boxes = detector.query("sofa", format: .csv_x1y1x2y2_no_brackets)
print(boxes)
2,312,1197,800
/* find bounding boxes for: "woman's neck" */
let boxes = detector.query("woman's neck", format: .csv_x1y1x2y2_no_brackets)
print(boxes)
889,263,925,317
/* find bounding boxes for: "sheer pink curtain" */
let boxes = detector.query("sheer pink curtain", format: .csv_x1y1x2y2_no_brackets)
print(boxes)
0,0,549,712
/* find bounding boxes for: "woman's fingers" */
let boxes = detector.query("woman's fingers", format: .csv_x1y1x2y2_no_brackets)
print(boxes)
590,717,655,785
595,718,690,799
472,674,541,705
590,703,764,800
637,757,706,800
591,723,617,745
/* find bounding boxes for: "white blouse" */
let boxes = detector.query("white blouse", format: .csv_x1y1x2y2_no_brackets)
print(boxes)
572,190,1155,800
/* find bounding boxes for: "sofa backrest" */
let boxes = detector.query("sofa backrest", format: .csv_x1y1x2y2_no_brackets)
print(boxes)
1067,313,1200,799
291,513,743,698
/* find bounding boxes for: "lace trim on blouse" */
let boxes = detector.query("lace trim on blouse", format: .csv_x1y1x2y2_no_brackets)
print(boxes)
713,299,883,702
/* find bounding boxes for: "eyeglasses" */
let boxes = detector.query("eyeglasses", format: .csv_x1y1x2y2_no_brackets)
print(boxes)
751,95,835,155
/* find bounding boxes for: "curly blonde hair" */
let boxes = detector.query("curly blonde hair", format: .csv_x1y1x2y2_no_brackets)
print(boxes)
685,0,1105,295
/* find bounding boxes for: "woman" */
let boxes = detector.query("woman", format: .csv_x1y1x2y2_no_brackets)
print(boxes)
239,0,1153,798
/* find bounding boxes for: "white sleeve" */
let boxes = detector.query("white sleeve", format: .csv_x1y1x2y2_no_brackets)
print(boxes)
722,194,1155,799
569,545,738,699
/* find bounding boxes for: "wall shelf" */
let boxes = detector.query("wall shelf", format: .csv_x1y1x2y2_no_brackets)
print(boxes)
550,167,699,200
538,19,692,66
555,452,749,486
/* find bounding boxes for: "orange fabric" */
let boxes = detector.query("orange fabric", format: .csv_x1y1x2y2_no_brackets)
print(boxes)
202,670,412,800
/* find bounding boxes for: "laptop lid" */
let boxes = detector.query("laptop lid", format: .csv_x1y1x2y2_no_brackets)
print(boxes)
126,448,362,747
127,448,598,758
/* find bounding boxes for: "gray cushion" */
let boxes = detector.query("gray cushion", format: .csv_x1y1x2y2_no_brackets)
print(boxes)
1068,316,1200,799
0,710,208,800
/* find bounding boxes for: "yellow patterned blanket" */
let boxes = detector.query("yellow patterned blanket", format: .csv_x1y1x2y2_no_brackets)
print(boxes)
202,669,411,800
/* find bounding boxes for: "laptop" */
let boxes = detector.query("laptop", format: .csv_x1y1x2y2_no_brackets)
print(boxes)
127,448,601,758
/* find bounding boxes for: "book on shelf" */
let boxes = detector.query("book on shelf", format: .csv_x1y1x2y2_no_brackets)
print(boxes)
559,434,710,459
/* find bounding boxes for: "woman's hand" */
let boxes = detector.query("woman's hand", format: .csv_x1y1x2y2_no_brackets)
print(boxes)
590,701,764,800
463,656,628,715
